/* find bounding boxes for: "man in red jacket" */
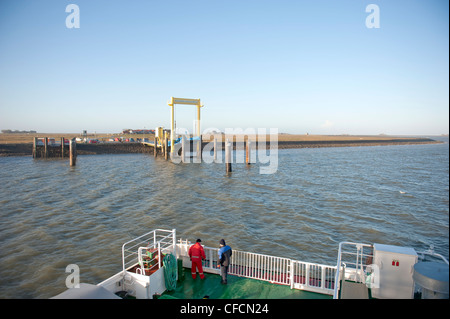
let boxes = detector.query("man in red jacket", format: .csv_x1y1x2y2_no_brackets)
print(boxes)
188,239,206,279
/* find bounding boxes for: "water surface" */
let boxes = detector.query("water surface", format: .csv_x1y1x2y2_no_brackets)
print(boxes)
0,140,448,298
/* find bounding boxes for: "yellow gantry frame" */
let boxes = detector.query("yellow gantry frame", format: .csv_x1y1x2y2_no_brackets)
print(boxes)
168,97,203,155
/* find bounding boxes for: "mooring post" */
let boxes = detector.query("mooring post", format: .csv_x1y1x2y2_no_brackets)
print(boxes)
197,135,202,162
165,136,169,161
193,135,201,163
246,139,251,165
181,136,185,163
69,139,77,166
213,137,217,162
154,136,158,158
33,137,37,158
225,139,232,173
44,137,48,158
61,137,65,158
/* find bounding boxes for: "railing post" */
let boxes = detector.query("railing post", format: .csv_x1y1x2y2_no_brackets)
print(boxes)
321,265,326,289
290,260,294,289
209,249,213,269
172,228,176,257
306,264,310,287
333,243,343,299
172,229,177,281
158,242,161,269
122,244,126,272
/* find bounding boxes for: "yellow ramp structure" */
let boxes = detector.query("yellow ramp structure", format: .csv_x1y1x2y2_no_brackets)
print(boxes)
168,97,204,155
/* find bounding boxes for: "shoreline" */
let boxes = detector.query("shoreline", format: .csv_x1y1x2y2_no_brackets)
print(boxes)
275,138,442,149
0,137,443,157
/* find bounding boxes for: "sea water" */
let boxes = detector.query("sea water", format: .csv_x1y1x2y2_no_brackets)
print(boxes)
0,138,448,298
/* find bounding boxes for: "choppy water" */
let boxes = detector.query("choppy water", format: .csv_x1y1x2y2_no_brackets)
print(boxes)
0,139,448,298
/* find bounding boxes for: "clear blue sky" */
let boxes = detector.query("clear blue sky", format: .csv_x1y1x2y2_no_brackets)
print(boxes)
0,0,448,135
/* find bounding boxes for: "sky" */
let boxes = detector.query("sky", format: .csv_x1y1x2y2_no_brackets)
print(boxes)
0,0,448,135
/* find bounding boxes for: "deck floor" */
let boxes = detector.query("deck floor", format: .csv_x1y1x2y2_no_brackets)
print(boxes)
160,268,332,299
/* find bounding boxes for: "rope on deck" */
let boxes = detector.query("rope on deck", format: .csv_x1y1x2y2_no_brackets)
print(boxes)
163,254,178,291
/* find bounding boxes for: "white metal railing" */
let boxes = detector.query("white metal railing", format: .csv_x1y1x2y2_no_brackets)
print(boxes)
121,230,338,296
202,246,220,271
229,250,291,285
291,260,336,292
122,229,176,273
117,230,449,299
417,246,449,265
177,241,336,295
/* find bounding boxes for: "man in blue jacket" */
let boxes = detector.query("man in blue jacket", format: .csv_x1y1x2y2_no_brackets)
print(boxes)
218,239,232,284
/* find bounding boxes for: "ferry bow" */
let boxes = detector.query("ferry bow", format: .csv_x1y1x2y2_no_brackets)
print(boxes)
53,229,449,299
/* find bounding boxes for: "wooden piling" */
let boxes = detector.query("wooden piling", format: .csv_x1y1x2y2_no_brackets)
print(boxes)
181,136,186,163
154,137,158,158
61,137,65,158
246,139,251,165
165,136,168,160
69,139,77,166
33,137,37,158
225,139,232,173
213,137,217,162
196,135,202,162
162,137,165,160
44,137,48,158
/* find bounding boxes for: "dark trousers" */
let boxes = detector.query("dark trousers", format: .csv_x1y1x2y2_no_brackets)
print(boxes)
220,265,229,283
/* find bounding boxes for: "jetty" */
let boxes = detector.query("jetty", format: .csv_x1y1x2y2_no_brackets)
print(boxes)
0,96,444,161
32,137,77,166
